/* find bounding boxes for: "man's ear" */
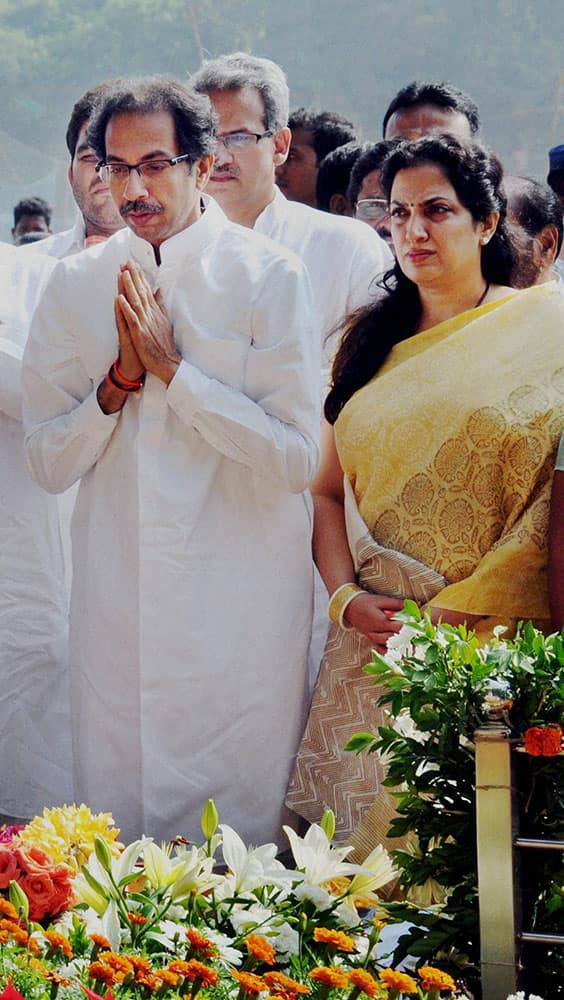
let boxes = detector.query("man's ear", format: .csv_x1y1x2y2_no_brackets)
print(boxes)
194,154,215,190
538,224,560,267
272,127,291,167
328,193,352,216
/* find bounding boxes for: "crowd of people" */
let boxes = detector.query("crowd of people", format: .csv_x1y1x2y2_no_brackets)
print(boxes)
2,54,564,862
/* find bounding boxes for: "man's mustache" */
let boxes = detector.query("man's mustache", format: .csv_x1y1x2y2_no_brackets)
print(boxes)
121,201,163,217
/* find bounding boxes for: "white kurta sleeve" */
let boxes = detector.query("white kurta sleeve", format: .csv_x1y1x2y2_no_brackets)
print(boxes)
166,257,320,493
22,264,120,494
0,336,24,421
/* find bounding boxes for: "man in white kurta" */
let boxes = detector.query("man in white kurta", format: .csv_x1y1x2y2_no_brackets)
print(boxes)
0,242,72,822
23,78,319,847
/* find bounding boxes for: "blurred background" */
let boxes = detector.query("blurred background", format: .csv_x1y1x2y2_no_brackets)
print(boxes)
1,0,563,241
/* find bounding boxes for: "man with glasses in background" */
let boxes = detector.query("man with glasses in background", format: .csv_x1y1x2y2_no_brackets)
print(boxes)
191,53,392,383
23,76,320,849
347,140,399,250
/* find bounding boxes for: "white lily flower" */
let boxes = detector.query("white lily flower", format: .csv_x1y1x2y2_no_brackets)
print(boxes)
283,823,367,886
219,824,297,893
346,844,397,899
293,882,334,910
228,901,275,935
204,926,243,966
73,837,151,915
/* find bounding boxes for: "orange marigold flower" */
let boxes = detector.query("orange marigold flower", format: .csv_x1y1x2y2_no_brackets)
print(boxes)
28,937,41,956
137,972,162,990
524,724,563,757
45,971,72,987
89,962,117,987
0,919,28,947
99,951,134,973
264,971,310,995
159,970,180,987
418,966,457,992
0,930,9,944
186,927,216,956
130,956,152,977
0,898,19,921
347,969,382,998
44,929,73,958
309,967,350,989
127,911,149,924
169,959,218,986
379,969,418,994
313,927,355,952
90,933,112,951
29,958,48,976
231,969,266,994
245,933,277,964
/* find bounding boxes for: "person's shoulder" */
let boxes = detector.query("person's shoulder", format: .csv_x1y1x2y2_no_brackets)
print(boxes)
219,217,308,277
275,198,389,254
18,228,76,259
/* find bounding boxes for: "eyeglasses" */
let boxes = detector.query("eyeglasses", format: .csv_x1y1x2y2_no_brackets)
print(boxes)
96,154,193,184
355,198,390,222
216,131,273,151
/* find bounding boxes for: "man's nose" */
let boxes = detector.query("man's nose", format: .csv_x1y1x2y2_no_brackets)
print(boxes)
214,141,233,167
123,168,149,199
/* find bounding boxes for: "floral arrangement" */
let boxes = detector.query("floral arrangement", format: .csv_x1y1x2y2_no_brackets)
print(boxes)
346,605,564,1000
0,802,462,1000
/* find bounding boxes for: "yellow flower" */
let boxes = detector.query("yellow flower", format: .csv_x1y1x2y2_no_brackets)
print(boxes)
313,927,355,952
418,966,457,992
379,969,418,994
19,804,122,871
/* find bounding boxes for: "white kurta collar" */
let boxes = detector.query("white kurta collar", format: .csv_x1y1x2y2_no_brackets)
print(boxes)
70,213,87,252
254,187,286,233
125,195,228,271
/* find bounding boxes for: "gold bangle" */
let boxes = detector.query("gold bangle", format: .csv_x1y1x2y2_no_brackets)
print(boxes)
328,582,364,630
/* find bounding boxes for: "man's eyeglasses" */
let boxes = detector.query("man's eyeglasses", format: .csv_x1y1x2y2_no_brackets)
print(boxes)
96,154,193,184
355,198,390,222
216,131,273,151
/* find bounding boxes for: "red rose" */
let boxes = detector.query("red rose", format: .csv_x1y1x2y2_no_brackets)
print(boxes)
0,848,21,890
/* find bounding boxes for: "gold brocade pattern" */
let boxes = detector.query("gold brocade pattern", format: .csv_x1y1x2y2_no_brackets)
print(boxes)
335,284,564,623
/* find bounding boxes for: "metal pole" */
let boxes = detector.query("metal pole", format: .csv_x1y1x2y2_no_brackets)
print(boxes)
475,724,519,998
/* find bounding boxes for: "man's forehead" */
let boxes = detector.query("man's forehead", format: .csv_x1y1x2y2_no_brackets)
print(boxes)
385,104,471,141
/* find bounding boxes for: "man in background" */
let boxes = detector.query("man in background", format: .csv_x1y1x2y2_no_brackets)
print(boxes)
0,242,71,825
547,143,564,211
315,141,362,215
382,80,480,141
276,107,357,207
505,176,563,288
24,83,123,258
348,140,398,249
12,196,52,245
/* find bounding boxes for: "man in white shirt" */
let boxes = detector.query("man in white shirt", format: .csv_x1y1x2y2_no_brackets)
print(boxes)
191,54,392,693
191,54,392,374
24,84,123,259
23,76,320,848
0,243,72,824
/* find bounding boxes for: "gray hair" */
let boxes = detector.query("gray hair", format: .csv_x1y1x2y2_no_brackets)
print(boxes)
191,52,289,133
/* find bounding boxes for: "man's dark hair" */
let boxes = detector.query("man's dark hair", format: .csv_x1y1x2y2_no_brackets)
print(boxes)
88,76,217,164
382,81,480,138
347,140,399,206
13,195,52,229
316,142,362,212
288,108,357,164
66,83,114,158
506,175,564,256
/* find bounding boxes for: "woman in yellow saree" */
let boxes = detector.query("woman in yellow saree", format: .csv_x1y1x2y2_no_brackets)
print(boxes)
287,136,564,855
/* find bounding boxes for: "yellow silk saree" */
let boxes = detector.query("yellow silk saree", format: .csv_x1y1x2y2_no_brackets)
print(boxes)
287,282,564,854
